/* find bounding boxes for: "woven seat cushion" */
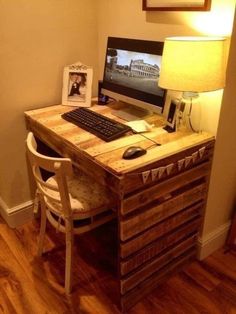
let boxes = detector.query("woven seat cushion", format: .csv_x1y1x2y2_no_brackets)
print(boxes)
45,171,112,214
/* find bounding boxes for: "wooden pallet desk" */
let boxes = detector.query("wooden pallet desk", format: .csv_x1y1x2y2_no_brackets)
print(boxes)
25,103,215,311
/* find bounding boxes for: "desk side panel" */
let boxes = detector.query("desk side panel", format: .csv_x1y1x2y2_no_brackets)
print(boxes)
118,141,214,312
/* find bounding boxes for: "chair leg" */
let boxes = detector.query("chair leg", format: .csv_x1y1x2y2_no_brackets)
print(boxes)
38,198,47,257
33,188,40,217
65,218,74,295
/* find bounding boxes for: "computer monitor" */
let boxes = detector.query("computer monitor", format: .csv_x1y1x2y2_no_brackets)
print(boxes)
101,37,166,121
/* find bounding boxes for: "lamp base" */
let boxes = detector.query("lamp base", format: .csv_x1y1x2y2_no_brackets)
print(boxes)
181,94,202,133
182,91,199,100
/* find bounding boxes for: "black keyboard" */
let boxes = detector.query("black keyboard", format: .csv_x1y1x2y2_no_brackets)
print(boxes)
61,107,132,142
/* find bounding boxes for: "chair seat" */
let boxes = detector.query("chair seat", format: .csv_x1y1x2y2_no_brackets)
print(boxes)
46,171,113,215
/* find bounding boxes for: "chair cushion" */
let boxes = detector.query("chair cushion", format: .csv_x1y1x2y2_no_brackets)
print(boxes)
46,171,113,214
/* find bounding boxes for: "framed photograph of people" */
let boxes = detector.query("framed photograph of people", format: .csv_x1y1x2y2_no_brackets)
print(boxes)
142,0,211,11
62,63,93,107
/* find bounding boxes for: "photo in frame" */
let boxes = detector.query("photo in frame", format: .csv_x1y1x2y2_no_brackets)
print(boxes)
62,63,93,107
142,0,211,11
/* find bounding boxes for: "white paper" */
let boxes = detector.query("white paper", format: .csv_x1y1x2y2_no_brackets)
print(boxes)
142,170,151,184
158,167,166,179
178,159,185,171
166,163,174,175
199,146,206,158
185,156,192,168
151,168,159,181
126,120,152,133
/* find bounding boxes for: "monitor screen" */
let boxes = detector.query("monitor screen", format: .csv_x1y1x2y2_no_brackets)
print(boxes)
102,37,166,120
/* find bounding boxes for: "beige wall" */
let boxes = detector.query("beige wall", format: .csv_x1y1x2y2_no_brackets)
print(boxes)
97,0,235,135
202,10,236,234
0,0,235,245
0,0,99,207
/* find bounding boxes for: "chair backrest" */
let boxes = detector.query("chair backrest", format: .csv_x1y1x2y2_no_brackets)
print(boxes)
26,132,73,218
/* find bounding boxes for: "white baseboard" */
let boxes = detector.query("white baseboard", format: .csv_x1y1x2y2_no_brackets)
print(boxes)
0,197,34,228
197,221,231,260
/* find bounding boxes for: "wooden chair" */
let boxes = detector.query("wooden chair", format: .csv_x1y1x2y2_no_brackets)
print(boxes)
26,132,116,294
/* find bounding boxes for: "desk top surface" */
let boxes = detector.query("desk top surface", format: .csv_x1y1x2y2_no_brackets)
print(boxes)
25,103,214,176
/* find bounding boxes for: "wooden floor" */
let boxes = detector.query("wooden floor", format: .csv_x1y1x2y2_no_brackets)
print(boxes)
0,216,236,314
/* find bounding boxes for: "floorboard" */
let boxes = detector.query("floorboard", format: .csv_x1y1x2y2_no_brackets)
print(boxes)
0,216,236,314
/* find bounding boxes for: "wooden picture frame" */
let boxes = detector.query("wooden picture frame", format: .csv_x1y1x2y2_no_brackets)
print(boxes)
142,0,211,11
62,62,93,107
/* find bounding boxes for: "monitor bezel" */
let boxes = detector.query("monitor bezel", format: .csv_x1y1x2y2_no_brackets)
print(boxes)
102,37,166,115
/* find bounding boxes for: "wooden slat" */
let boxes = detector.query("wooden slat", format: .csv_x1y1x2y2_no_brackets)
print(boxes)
120,141,214,195
25,119,123,194
86,128,178,160
120,218,201,276
94,130,191,167
121,161,210,215
97,132,214,174
120,183,206,241
121,249,196,312
84,134,149,156
120,202,202,258
121,234,197,294
25,104,215,177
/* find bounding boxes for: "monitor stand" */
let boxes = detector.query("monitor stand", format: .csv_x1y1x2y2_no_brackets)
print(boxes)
111,102,151,121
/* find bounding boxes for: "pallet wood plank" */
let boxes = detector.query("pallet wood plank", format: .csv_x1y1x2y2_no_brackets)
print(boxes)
120,183,206,241
121,161,210,215
121,235,197,294
25,104,214,176
120,141,214,195
121,249,196,311
120,202,203,258
99,132,214,173
121,218,201,275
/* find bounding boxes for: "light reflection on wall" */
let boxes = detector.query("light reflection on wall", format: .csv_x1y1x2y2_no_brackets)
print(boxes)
180,1,235,134
188,1,236,36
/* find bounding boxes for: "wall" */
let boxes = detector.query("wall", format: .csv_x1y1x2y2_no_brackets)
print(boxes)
0,0,235,258
0,0,99,210
97,0,235,136
97,0,236,256
200,9,236,256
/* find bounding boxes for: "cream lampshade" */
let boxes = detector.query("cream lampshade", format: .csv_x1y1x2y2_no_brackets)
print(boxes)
159,36,226,132
159,36,226,94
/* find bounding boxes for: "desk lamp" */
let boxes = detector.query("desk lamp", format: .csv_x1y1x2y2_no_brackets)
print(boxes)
159,37,226,132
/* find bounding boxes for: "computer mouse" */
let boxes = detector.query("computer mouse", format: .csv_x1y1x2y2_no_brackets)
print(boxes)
122,146,147,160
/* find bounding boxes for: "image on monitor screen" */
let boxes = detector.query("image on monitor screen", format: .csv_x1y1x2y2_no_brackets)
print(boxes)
104,49,163,98
102,37,166,119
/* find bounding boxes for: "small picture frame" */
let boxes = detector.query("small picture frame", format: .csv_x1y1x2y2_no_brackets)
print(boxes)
62,62,93,107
